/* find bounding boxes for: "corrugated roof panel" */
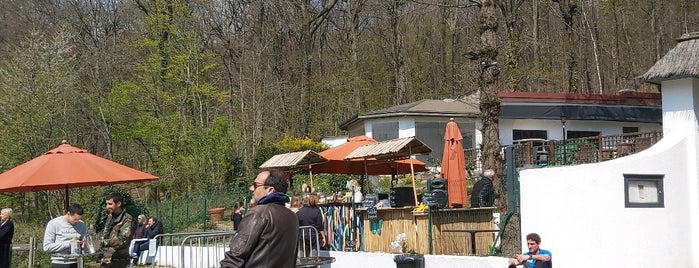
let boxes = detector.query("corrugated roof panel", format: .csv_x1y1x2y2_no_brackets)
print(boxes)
259,150,327,170
344,137,432,160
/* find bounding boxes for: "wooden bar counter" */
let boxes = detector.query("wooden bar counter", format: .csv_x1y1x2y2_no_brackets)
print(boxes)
358,207,496,255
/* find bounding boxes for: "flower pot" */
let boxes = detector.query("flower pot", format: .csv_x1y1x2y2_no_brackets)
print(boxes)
208,207,226,223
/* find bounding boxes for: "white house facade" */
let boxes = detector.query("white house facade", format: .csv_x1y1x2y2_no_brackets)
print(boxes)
336,92,662,167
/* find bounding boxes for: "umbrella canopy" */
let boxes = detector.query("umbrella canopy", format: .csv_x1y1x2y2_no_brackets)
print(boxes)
0,141,158,209
440,119,468,208
311,136,427,175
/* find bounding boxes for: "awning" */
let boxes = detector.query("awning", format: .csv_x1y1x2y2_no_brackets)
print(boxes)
344,137,432,160
259,150,328,170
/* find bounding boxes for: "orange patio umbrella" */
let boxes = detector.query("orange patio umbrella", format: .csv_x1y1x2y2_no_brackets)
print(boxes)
440,118,468,208
0,140,158,210
311,135,427,175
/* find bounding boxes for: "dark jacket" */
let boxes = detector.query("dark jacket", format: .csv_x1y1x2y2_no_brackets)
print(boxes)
0,220,14,268
134,223,146,239
297,206,323,249
231,211,243,231
470,176,494,208
220,193,299,268
145,221,164,239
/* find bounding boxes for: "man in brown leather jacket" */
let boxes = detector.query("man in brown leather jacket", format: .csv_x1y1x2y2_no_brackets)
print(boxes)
220,169,299,267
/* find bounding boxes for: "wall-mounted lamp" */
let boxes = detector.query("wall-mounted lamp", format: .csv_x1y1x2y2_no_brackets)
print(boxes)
561,114,567,164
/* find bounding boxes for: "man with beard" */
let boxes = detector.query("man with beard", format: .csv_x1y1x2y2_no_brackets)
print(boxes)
100,193,134,268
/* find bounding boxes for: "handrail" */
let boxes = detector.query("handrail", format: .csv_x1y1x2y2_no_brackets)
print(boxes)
512,130,663,168
149,231,233,268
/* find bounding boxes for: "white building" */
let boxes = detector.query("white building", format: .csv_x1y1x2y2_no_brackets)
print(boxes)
518,32,699,267
336,92,662,167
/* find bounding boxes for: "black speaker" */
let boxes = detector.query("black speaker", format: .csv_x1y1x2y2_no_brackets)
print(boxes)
390,187,415,207
428,179,448,209
430,179,447,191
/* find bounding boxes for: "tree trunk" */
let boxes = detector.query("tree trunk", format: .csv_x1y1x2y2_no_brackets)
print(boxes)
389,0,406,105
554,0,579,93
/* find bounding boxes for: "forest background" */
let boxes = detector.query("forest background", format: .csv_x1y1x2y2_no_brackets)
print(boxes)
0,0,698,264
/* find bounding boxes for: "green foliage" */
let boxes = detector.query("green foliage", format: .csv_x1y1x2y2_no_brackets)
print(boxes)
277,135,329,152
286,173,351,197
488,244,503,256
253,135,329,170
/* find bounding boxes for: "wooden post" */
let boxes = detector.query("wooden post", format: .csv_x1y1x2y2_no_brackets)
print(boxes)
409,146,418,207
309,164,314,191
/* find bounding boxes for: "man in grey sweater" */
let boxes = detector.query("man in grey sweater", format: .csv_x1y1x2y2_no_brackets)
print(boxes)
43,204,87,268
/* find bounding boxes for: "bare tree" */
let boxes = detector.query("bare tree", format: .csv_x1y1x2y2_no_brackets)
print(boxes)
553,0,580,93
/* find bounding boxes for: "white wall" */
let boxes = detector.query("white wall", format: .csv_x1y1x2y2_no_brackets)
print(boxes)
519,136,696,267
499,119,661,145
321,251,510,268
518,78,699,267
322,136,349,148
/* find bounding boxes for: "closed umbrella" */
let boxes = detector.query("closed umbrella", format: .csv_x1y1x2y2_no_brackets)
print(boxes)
440,118,468,207
0,140,158,210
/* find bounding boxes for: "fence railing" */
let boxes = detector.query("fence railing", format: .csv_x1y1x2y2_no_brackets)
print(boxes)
10,237,37,268
512,130,663,167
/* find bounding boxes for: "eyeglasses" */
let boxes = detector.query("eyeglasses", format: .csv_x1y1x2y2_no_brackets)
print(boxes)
252,181,269,190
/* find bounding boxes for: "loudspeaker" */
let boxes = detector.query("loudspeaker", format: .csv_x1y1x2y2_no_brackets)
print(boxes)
390,187,415,207
428,179,448,209
430,179,447,191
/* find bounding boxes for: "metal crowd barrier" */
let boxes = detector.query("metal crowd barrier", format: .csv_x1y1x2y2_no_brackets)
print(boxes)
149,231,234,268
297,226,335,267
146,228,333,267
298,226,320,257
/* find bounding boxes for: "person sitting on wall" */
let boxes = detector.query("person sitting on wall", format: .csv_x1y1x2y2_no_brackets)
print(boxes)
135,217,164,263
470,169,495,208
129,214,148,264
508,233,552,268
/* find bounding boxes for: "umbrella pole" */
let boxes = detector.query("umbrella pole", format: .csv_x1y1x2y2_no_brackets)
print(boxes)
309,164,314,192
409,146,418,207
64,186,69,211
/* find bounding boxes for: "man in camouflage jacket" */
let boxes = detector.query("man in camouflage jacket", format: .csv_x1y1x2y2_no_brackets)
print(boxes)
100,193,134,268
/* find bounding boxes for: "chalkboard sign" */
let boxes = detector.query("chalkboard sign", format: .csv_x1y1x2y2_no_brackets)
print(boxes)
362,194,378,208
422,190,448,209
362,199,375,209
422,192,436,207
367,207,378,221
345,240,356,252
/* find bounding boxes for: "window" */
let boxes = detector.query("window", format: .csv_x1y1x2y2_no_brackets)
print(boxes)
623,127,639,133
512,129,547,140
372,121,398,141
624,174,664,208
567,131,600,139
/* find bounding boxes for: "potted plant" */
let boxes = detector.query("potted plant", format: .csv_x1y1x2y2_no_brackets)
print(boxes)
208,207,226,223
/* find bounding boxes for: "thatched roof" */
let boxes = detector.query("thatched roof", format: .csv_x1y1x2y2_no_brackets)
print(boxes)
642,32,699,84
